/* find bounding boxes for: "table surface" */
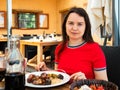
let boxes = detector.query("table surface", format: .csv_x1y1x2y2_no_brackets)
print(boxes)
25,84,70,90
0,37,7,42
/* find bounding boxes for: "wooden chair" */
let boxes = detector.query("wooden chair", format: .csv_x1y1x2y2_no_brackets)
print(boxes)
21,34,37,60
27,45,56,69
101,46,120,89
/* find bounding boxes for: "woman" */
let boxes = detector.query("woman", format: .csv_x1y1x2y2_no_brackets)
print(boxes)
36,7,108,81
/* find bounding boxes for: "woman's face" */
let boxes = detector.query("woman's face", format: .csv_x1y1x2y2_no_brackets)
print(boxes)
66,12,86,41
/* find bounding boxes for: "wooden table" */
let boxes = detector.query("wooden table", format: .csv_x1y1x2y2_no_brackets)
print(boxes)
0,37,7,42
25,84,70,90
20,39,61,68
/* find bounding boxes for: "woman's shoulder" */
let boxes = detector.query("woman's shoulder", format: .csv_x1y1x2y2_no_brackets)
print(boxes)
86,42,101,49
86,42,104,54
87,42,100,46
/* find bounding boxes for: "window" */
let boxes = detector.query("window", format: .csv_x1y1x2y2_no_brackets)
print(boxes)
12,9,49,30
0,11,6,29
39,14,49,29
18,13,36,29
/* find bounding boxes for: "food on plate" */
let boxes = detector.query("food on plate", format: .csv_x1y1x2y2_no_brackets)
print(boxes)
70,79,118,90
27,72,64,85
77,84,104,90
78,85,92,90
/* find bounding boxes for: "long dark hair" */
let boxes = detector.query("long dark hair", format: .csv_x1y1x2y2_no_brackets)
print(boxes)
57,7,94,58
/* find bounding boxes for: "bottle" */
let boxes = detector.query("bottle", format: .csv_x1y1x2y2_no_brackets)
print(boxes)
0,55,6,89
53,32,56,37
43,31,46,39
5,35,25,90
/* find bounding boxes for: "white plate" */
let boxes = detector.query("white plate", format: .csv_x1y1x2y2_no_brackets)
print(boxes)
25,71,70,88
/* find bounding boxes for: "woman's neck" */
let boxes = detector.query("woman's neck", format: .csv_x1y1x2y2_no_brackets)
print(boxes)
68,39,85,46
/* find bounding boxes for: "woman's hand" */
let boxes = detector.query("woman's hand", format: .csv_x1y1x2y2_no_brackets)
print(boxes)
35,62,49,71
70,72,86,82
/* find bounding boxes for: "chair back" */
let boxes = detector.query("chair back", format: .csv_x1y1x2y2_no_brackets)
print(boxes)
101,46,120,89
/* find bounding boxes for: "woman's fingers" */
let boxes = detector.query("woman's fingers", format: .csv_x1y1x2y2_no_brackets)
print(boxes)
77,74,86,80
70,72,86,81
35,62,45,71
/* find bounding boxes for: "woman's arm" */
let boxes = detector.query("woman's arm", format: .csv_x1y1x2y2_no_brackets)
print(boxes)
54,63,58,70
94,70,108,81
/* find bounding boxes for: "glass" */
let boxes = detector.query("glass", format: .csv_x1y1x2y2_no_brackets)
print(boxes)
5,35,25,90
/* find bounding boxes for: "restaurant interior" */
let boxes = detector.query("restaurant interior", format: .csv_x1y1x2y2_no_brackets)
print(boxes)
0,0,120,90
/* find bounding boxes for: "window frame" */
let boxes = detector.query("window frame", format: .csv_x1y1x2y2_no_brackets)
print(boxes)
12,10,49,30
0,11,6,29
39,13,49,29
17,12,38,29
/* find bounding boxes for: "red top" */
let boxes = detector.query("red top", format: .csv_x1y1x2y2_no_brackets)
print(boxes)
55,42,106,79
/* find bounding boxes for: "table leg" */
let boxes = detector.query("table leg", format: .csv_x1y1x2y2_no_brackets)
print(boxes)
20,43,25,57
37,45,43,65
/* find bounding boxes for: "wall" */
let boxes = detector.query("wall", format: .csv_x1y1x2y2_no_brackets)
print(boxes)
0,0,87,36
56,0,87,34
0,0,57,36
0,0,112,45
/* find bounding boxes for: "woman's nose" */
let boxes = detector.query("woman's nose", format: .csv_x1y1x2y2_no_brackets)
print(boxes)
72,25,78,30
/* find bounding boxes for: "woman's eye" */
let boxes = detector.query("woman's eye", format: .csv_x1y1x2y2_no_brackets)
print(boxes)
78,23,82,26
68,22,74,25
